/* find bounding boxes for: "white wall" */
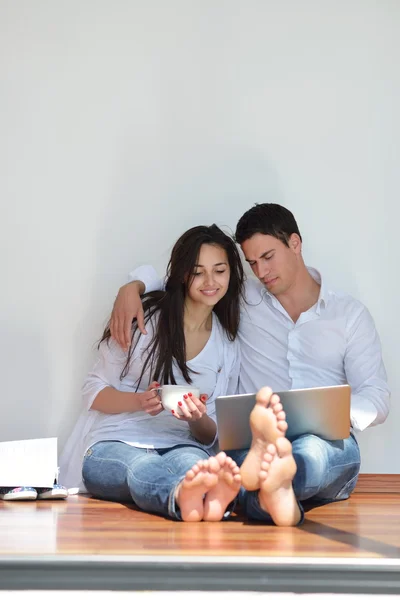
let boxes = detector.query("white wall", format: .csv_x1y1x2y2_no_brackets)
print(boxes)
0,0,398,473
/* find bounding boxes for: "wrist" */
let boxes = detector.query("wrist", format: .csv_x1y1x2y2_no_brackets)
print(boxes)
128,392,142,412
189,412,209,426
129,280,145,295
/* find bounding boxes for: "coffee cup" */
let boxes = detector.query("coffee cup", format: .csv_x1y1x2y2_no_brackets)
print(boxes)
155,384,200,415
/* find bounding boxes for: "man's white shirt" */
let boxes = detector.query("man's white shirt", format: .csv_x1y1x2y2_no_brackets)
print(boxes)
130,265,390,433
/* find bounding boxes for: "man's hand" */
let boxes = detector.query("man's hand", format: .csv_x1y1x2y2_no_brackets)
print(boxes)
110,281,146,350
137,382,163,416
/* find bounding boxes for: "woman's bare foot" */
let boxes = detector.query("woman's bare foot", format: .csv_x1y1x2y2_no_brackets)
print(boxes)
240,386,288,491
258,437,300,527
175,457,220,522
203,453,242,522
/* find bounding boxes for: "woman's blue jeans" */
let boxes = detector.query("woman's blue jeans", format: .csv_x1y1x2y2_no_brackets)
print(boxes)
227,433,361,524
82,441,210,520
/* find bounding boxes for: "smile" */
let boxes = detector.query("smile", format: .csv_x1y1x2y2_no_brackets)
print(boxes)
200,289,219,296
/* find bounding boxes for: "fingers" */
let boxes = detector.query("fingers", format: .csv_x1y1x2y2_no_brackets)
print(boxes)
145,395,161,409
110,314,123,349
110,282,147,350
185,394,204,411
176,400,192,420
110,289,129,350
110,312,131,352
136,307,147,336
141,385,163,415
123,313,134,351
148,381,161,392
110,315,116,341
174,394,205,421
145,395,163,416
148,405,164,417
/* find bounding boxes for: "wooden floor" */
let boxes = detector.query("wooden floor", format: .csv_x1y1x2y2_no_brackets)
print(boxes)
1,492,399,559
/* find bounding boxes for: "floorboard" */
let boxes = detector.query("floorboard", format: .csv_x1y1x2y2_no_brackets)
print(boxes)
1,493,400,558
1,494,399,592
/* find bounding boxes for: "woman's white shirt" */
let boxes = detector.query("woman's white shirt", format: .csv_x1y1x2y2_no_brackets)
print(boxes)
59,315,240,491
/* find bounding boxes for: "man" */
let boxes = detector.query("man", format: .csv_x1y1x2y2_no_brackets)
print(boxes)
110,203,390,525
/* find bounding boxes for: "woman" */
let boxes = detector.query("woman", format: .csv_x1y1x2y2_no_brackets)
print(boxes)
59,224,244,521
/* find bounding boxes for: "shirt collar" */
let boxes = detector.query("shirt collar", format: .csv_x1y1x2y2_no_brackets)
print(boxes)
307,266,328,313
262,266,329,312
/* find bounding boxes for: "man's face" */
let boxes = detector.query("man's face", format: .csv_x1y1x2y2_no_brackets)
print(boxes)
241,233,301,296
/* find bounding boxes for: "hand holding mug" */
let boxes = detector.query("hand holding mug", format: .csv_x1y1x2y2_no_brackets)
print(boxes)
154,384,208,419
137,382,163,416
173,391,208,422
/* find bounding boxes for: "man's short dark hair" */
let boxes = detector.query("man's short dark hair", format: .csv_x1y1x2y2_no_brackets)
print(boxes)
235,203,302,247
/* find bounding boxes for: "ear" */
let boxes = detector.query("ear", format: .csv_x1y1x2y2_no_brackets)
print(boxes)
289,233,302,255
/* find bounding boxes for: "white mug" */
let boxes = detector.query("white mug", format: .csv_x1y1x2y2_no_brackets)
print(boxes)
155,384,200,415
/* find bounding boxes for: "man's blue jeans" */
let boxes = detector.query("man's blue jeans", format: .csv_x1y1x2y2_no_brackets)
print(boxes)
227,433,360,524
82,441,210,520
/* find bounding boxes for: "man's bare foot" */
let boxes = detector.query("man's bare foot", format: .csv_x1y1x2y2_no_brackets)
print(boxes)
258,437,300,527
203,453,241,522
175,457,219,522
241,386,288,491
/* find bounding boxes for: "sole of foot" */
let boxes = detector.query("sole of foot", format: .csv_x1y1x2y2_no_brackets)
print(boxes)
203,453,241,522
176,457,220,522
258,437,300,527
241,386,288,491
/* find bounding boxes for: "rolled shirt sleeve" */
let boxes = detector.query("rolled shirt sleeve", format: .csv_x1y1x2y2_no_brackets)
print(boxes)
345,305,390,432
82,339,127,410
128,265,163,293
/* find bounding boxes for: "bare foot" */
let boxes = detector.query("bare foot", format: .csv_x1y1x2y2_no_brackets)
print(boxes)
176,457,219,522
240,386,288,491
203,453,242,522
258,437,300,527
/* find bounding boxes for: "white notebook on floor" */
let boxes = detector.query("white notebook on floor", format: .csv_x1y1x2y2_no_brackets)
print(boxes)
0,437,58,487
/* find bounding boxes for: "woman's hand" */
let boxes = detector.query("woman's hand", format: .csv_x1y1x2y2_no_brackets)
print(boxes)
137,382,163,416
171,393,208,422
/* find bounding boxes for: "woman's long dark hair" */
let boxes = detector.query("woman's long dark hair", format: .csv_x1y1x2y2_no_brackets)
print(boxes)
100,224,245,387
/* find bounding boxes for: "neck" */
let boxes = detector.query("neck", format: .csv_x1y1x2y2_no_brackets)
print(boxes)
275,263,320,320
183,299,213,332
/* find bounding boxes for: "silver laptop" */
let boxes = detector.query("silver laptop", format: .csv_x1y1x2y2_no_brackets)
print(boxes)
215,384,351,451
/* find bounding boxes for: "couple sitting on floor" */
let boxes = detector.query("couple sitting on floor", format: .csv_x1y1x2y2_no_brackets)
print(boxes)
59,203,390,526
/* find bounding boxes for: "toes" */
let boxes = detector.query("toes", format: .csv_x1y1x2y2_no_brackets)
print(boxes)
263,452,274,463
215,452,227,466
207,456,222,473
255,386,273,407
276,436,292,457
266,443,276,456
277,421,288,432
270,393,281,407
225,456,239,471
261,458,271,470
276,409,286,420
185,468,196,480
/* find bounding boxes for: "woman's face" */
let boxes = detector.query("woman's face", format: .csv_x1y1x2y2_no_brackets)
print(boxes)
187,243,231,307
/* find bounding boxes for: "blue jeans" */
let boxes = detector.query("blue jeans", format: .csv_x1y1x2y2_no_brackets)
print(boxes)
227,433,360,524
82,441,211,520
